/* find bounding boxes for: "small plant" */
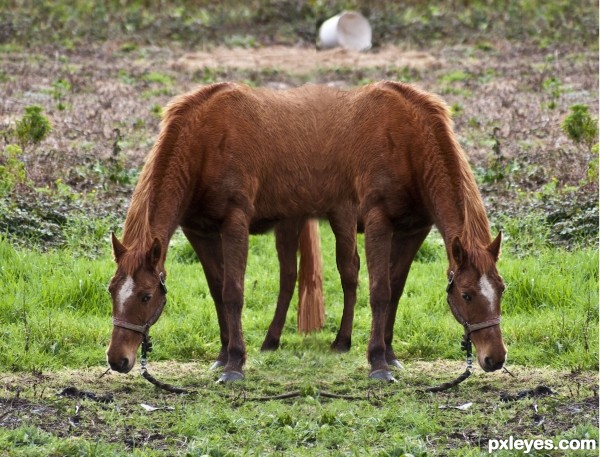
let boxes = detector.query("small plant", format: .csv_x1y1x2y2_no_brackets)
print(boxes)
143,71,174,86
50,78,72,111
542,77,563,109
562,104,598,149
450,102,463,117
15,105,52,148
0,144,27,196
150,104,163,118
587,143,599,183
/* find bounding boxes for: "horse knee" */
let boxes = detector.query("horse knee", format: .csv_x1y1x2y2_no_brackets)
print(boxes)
222,280,243,306
369,280,390,306
340,271,358,293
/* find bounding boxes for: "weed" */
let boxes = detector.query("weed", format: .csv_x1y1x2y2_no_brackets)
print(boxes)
150,104,163,118
562,104,598,149
542,76,563,109
0,144,27,196
119,42,138,53
224,34,257,48
143,71,174,86
587,144,599,182
50,78,72,110
14,105,52,148
439,70,470,85
450,102,463,116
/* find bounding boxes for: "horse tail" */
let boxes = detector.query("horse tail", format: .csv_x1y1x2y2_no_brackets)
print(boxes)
297,219,325,333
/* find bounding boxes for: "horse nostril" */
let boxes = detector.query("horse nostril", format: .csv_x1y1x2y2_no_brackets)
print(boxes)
109,357,130,373
484,356,503,372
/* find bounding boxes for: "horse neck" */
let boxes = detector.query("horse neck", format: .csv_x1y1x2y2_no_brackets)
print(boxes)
424,141,492,265
121,140,192,262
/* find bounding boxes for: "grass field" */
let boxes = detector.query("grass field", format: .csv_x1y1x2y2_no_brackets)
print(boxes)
0,228,598,374
0,0,598,455
0,228,598,456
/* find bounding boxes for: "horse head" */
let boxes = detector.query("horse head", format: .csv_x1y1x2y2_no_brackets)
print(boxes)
446,232,507,372
106,233,167,373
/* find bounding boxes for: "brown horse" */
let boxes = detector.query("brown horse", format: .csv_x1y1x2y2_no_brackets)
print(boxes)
106,81,506,382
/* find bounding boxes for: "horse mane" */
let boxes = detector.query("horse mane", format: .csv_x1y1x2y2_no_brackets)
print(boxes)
119,82,236,274
379,81,493,271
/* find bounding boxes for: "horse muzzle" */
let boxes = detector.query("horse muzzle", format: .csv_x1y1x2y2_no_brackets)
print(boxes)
471,327,507,372
107,354,136,373
106,327,142,373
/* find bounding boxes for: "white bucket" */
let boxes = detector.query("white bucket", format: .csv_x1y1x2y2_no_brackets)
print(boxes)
318,11,372,52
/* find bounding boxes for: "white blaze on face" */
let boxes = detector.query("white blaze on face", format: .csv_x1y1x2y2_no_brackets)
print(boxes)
479,274,496,310
117,276,135,312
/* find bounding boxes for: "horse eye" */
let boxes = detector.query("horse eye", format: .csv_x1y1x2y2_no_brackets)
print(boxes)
141,294,152,303
462,293,472,302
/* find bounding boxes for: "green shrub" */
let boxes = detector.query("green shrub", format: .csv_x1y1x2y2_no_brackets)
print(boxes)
15,105,52,148
562,104,598,149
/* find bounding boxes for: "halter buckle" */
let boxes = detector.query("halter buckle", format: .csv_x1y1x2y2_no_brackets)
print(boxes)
159,272,167,294
446,270,455,293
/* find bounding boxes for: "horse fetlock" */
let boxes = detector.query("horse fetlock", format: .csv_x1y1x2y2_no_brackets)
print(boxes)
331,335,351,352
260,335,280,351
209,360,226,371
387,359,404,370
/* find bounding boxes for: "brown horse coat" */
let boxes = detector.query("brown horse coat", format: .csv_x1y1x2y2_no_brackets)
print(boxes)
108,81,506,382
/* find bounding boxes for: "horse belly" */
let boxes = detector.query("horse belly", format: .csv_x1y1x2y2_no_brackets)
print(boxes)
252,174,349,220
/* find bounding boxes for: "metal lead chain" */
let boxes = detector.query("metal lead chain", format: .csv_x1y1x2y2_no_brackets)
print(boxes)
140,336,153,374
461,337,473,371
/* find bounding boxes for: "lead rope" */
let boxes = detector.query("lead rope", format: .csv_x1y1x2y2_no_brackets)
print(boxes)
137,334,474,396
420,332,473,393
140,334,189,394
134,271,485,396
136,322,475,396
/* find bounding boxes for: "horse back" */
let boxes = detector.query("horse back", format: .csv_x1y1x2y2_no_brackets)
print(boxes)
177,81,453,230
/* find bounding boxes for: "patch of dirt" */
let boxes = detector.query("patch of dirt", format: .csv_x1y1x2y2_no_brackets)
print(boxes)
174,44,441,72
0,41,597,248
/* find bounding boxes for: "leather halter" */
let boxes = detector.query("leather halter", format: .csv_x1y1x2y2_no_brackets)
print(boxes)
446,270,501,337
112,272,168,337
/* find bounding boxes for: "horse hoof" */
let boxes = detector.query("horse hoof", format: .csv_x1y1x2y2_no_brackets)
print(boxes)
330,339,351,353
209,360,226,371
388,359,404,370
216,371,244,383
369,369,397,383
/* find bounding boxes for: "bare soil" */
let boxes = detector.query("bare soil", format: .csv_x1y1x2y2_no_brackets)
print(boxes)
1,42,596,193
174,44,440,73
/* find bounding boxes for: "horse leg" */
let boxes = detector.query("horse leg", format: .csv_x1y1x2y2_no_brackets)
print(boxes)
385,228,431,369
182,228,228,370
261,218,303,351
218,207,250,383
364,206,395,382
328,210,359,352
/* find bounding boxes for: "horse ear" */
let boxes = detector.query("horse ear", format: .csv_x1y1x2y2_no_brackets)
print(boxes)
488,231,502,262
451,236,466,267
147,238,163,268
111,232,127,263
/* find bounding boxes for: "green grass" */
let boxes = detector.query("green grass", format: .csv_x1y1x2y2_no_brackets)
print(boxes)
0,224,597,455
0,225,597,373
